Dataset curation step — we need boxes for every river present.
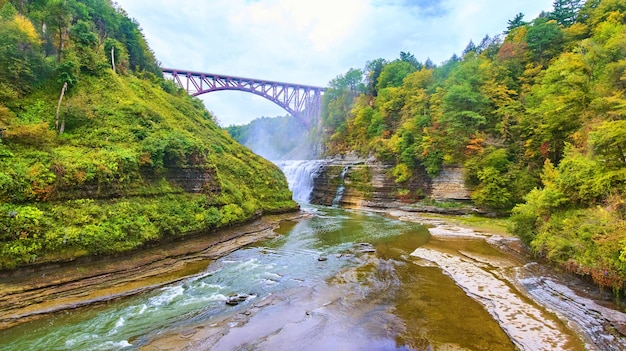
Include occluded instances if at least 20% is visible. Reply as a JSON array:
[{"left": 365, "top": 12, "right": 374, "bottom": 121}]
[{"left": 0, "top": 160, "right": 625, "bottom": 350}]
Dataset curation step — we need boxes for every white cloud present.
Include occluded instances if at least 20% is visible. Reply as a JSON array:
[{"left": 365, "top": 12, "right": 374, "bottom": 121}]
[{"left": 116, "top": 0, "right": 553, "bottom": 125}]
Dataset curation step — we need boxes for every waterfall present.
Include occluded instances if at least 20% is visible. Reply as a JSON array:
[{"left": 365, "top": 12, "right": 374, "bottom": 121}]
[
  {"left": 274, "top": 160, "right": 327, "bottom": 203},
  {"left": 331, "top": 166, "right": 349, "bottom": 207}
]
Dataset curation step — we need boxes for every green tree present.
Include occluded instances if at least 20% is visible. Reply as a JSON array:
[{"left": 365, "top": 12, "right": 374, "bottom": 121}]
[
  {"left": 376, "top": 60, "right": 415, "bottom": 90},
  {"left": 472, "top": 166, "right": 513, "bottom": 209},
  {"left": 424, "top": 58, "right": 435, "bottom": 69},
  {"left": 462, "top": 40, "right": 478, "bottom": 57},
  {"left": 45, "top": 0, "right": 71, "bottom": 62},
  {"left": 477, "top": 35, "right": 501, "bottom": 59},
  {"left": 343, "top": 68, "right": 365, "bottom": 94},
  {"left": 374, "top": 85, "right": 404, "bottom": 133},
  {"left": 0, "top": 9, "right": 44, "bottom": 95},
  {"left": 506, "top": 13, "right": 527, "bottom": 33},
  {"left": 438, "top": 57, "right": 490, "bottom": 156},
  {"left": 0, "top": 2, "right": 18, "bottom": 18},
  {"left": 590, "top": 120, "right": 626, "bottom": 166},
  {"left": 104, "top": 37, "right": 129, "bottom": 73},
  {"left": 525, "top": 51, "right": 589, "bottom": 162},
  {"left": 399, "top": 51, "right": 422, "bottom": 70},
  {"left": 578, "top": 0, "right": 626, "bottom": 29},
  {"left": 321, "top": 68, "right": 364, "bottom": 138},
  {"left": 69, "top": 19, "right": 103, "bottom": 74},
  {"left": 398, "top": 68, "right": 434, "bottom": 123},
  {"left": 70, "top": 19, "right": 98, "bottom": 47},
  {"left": 550, "top": 0, "right": 584, "bottom": 26},
  {"left": 117, "top": 15, "right": 161, "bottom": 75},
  {"left": 327, "top": 68, "right": 364, "bottom": 93},
  {"left": 526, "top": 17, "right": 564, "bottom": 63},
  {"left": 365, "top": 58, "right": 386, "bottom": 96}
]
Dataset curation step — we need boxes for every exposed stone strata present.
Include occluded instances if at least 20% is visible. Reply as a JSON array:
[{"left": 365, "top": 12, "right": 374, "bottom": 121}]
[
  {"left": 430, "top": 167, "right": 471, "bottom": 201},
  {"left": 309, "top": 160, "right": 353, "bottom": 206},
  {"left": 310, "top": 158, "right": 469, "bottom": 208},
  {"left": 162, "top": 166, "right": 221, "bottom": 195},
  {"left": 48, "top": 166, "right": 221, "bottom": 200}
]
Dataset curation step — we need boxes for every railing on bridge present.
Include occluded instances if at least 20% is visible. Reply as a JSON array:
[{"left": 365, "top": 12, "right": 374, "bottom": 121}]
[{"left": 162, "top": 68, "right": 325, "bottom": 126}]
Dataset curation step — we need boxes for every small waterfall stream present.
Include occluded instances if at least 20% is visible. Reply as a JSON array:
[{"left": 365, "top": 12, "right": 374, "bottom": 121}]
[
  {"left": 274, "top": 160, "right": 326, "bottom": 203},
  {"left": 331, "top": 166, "right": 349, "bottom": 207}
]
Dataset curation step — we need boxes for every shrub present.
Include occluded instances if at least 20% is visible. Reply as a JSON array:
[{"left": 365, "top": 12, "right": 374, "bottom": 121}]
[{"left": 391, "top": 162, "right": 412, "bottom": 183}]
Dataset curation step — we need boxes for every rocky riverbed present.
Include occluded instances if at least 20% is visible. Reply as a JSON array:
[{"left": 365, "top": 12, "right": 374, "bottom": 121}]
[{"left": 387, "top": 209, "right": 626, "bottom": 351}]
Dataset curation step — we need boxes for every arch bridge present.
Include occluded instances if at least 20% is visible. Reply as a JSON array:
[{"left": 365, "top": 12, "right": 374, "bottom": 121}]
[{"left": 162, "top": 68, "right": 325, "bottom": 126}]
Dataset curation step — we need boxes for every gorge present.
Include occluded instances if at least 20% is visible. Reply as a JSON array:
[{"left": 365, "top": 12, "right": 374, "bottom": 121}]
[
  {"left": 1, "top": 160, "right": 626, "bottom": 350},
  {"left": 2, "top": 0, "right": 626, "bottom": 350}
]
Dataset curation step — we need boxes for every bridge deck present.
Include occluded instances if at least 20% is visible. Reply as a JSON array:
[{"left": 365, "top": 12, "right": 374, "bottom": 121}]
[{"left": 161, "top": 68, "right": 326, "bottom": 91}]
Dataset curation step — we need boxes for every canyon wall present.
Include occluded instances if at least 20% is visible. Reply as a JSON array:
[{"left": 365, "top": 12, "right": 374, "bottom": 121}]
[{"left": 309, "top": 157, "right": 471, "bottom": 210}]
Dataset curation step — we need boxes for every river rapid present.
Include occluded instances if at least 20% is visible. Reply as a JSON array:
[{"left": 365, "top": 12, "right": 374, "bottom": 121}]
[{"left": 1, "top": 160, "right": 626, "bottom": 350}]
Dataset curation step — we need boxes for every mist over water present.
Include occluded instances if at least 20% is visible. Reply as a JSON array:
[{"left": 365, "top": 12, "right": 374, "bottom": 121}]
[
  {"left": 226, "top": 114, "right": 328, "bottom": 203},
  {"left": 225, "top": 115, "right": 323, "bottom": 161}
]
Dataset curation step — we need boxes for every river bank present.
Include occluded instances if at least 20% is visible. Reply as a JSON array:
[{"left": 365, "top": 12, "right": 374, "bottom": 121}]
[
  {"left": 383, "top": 208, "right": 626, "bottom": 351},
  {"left": 0, "top": 211, "right": 309, "bottom": 331}
]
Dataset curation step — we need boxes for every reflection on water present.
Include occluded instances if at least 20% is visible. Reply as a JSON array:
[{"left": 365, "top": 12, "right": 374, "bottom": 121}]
[{"left": 1, "top": 206, "right": 522, "bottom": 350}]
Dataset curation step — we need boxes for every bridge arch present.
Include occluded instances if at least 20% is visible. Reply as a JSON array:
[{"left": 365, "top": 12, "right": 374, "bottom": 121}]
[{"left": 161, "top": 69, "right": 325, "bottom": 126}]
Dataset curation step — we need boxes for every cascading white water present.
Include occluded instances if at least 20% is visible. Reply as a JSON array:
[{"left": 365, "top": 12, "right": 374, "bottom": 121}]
[
  {"left": 274, "top": 160, "right": 327, "bottom": 203},
  {"left": 331, "top": 166, "right": 349, "bottom": 207}
]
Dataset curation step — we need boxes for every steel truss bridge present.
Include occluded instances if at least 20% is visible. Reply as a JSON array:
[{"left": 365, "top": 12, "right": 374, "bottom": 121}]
[{"left": 162, "top": 68, "right": 325, "bottom": 126}]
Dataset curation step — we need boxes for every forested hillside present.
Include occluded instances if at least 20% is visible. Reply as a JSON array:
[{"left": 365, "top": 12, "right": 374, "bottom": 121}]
[
  {"left": 320, "top": 0, "right": 626, "bottom": 290},
  {"left": 0, "top": 0, "right": 296, "bottom": 269}
]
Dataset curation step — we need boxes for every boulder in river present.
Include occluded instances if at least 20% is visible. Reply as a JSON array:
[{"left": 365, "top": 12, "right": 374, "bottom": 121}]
[
  {"left": 226, "top": 293, "right": 251, "bottom": 306},
  {"left": 354, "top": 243, "right": 376, "bottom": 253}
]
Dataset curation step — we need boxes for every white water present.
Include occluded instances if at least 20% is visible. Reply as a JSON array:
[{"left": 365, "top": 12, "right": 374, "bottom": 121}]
[{"left": 274, "top": 160, "right": 327, "bottom": 203}]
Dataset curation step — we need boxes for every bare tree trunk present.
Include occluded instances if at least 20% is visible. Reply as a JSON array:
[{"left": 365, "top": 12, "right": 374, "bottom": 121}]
[
  {"left": 111, "top": 46, "right": 116, "bottom": 73},
  {"left": 60, "top": 99, "right": 68, "bottom": 134},
  {"left": 56, "top": 82, "right": 68, "bottom": 134}
]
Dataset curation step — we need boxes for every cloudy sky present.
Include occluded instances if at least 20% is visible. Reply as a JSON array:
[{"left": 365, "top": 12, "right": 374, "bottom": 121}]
[{"left": 114, "top": 0, "right": 554, "bottom": 126}]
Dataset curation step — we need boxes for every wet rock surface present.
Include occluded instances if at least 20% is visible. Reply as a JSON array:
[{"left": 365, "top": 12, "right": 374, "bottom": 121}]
[
  {"left": 393, "top": 209, "right": 626, "bottom": 351},
  {"left": 139, "top": 248, "right": 404, "bottom": 351},
  {"left": 225, "top": 293, "right": 253, "bottom": 306},
  {"left": 516, "top": 263, "right": 626, "bottom": 351},
  {"left": 354, "top": 242, "right": 376, "bottom": 253},
  {"left": 411, "top": 247, "right": 576, "bottom": 351}
]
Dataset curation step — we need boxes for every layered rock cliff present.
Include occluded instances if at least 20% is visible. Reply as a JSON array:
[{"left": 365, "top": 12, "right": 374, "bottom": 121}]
[{"left": 309, "top": 157, "right": 472, "bottom": 211}]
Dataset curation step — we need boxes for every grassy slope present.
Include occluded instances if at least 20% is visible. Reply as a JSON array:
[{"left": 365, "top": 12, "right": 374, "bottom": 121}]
[{"left": 0, "top": 71, "right": 297, "bottom": 269}]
